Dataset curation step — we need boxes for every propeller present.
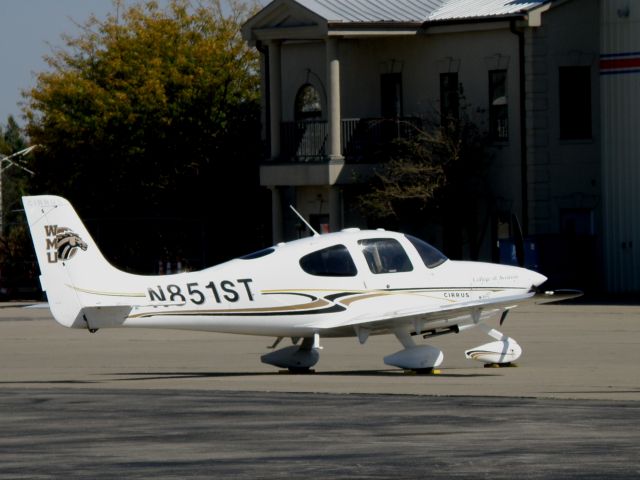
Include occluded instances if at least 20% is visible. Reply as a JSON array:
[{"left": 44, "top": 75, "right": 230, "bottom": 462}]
[{"left": 499, "top": 309, "right": 510, "bottom": 326}]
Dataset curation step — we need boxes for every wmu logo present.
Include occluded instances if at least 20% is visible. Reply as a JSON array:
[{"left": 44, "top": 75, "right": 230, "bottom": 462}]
[{"left": 45, "top": 225, "right": 88, "bottom": 263}]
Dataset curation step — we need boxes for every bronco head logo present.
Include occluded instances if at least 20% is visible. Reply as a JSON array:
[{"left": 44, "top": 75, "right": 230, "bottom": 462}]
[{"left": 45, "top": 225, "right": 88, "bottom": 263}]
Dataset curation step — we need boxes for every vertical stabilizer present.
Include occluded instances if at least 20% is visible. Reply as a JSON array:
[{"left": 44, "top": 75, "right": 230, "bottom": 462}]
[{"left": 22, "top": 196, "right": 141, "bottom": 328}]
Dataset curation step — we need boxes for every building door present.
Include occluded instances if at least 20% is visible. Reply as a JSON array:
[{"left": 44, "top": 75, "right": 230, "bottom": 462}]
[{"left": 380, "top": 73, "right": 403, "bottom": 118}]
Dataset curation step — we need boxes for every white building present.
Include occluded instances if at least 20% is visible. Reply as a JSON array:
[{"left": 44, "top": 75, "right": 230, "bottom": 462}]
[
  {"left": 600, "top": 0, "right": 640, "bottom": 293},
  {"left": 242, "top": 0, "right": 638, "bottom": 293}
]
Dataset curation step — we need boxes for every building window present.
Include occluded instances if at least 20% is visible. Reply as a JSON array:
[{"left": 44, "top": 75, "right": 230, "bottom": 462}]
[
  {"left": 380, "top": 73, "right": 403, "bottom": 118},
  {"left": 440, "top": 72, "right": 459, "bottom": 126},
  {"left": 559, "top": 66, "right": 591, "bottom": 139},
  {"left": 489, "top": 70, "right": 508, "bottom": 141},
  {"left": 294, "top": 83, "right": 322, "bottom": 121},
  {"left": 560, "top": 208, "right": 594, "bottom": 236}
]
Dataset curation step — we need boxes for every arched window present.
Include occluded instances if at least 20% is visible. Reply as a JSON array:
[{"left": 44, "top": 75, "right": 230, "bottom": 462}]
[{"left": 294, "top": 83, "right": 322, "bottom": 121}]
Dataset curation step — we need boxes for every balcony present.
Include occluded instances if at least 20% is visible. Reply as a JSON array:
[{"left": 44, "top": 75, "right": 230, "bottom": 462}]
[
  {"left": 278, "top": 117, "right": 422, "bottom": 163},
  {"left": 261, "top": 117, "right": 422, "bottom": 187}
]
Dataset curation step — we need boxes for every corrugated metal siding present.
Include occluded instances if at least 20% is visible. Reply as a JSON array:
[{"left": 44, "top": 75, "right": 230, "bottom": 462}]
[
  {"left": 600, "top": 0, "right": 640, "bottom": 292},
  {"left": 295, "top": 0, "right": 546, "bottom": 23}
]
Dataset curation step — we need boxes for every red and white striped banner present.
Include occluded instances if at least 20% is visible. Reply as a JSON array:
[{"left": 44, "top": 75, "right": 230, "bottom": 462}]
[{"left": 600, "top": 51, "right": 640, "bottom": 75}]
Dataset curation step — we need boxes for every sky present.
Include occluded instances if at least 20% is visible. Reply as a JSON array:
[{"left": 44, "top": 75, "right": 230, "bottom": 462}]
[
  {"left": 0, "top": 1, "right": 130, "bottom": 125},
  {"left": 0, "top": 0, "right": 266, "bottom": 128}
]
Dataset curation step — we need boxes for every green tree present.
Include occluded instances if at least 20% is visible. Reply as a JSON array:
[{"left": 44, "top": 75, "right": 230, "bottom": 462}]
[
  {"left": 0, "top": 116, "right": 31, "bottom": 232},
  {"left": 0, "top": 116, "right": 37, "bottom": 298},
  {"left": 358, "top": 104, "right": 491, "bottom": 260},
  {"left": 23, "top": 0, "right": 267, "bottom": 272}
]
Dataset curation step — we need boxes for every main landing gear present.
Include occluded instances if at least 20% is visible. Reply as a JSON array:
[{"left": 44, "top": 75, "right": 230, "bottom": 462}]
[
  {"left": 261, "top": 334, "right": 321, "bottom": 373},
  {"left": 384, "top": 321, "right": 523, "bottom": 372},
  {"left": 261, "top": 321, "right": 523, "bottom": 373},
  {"left": 384, "top": 328, "right": 444, "bottom": 373}
]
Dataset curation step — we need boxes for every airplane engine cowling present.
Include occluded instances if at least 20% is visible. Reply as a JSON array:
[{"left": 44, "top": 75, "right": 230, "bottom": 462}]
[
  {"left": 465, "top": 339, "right": 522, "bottom": 364},
  {"left": 384, "top": 345, "right": 444, "bottom": 370}
]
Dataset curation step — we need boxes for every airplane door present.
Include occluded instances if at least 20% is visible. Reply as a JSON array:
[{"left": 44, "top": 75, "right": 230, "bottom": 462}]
[{"left": 357, "top": 238, "right": 416, "bottom": 290}]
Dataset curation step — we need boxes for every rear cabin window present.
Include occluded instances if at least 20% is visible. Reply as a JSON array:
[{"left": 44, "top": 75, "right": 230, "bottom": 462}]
[
  {"left": 405, "top": 234, "right": 448, "bottom": 269},
  {"left": 359, "top": 238, "right": 413, "bottom": 274},
  {"left": 299, "top": 244, "right": 357, "bottom": 277}
]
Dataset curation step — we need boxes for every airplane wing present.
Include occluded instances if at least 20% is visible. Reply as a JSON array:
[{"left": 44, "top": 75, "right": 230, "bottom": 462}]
[{"left": 306, "top": 289, "right": 582, "bottom": 336}]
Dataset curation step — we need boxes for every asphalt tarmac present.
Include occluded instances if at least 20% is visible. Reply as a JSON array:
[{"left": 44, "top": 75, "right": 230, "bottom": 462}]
[{"left": 1, "top": 302, "right": 639, "bottom": 478}]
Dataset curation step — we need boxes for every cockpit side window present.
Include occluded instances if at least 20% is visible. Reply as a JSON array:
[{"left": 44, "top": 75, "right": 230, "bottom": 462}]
[
  {"left": 299, "top": 244, "right": 357, "bottom": 277},
  {"left": 358, "top": 238, "right": 413, "bottom": 274},
  {"left": 405, "top": 234, "right": 448, "bottom": 269}
]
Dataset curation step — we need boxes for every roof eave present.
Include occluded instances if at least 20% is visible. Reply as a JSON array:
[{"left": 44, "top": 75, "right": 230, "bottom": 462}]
[
  {"left": 326, "top": 15, "right": 527, "bottom": 37},
  {"left": 423, "top": 13, "right": 525, "bottom": 27},
  {"left": 327, "top": 21, "right": 423, "bottom": 37}
]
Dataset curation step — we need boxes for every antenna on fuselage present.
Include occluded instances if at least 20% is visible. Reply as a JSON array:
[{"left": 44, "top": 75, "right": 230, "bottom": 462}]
[{"left": 289, "top": 205, "right": 320, "bottom": 236}]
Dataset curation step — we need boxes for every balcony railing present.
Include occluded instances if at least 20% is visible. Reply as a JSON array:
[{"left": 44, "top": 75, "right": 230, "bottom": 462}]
[
  {"left": 281, "top": 120, "right": 328, "bottom": 162},
  {"left": 278, "top": 117, "right": 422, "bottom": 163}
]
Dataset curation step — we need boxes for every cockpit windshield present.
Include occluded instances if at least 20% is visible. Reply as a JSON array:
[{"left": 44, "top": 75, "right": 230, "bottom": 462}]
[{"left": 405, "top": 234, "right": 448, "bottom": 269}]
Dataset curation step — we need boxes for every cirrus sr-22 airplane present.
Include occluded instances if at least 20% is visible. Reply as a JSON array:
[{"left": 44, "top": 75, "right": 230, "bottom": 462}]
[{"left": 23, "top": 195, "right": 581, "bottom": 373}]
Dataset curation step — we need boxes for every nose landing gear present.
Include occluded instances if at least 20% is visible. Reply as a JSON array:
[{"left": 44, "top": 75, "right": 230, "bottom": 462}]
[{"left": 465, "top": 323, "right": 522, "bottom": 367}]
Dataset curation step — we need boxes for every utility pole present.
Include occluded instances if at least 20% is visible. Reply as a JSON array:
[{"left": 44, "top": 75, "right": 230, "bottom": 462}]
[{"left": 0, "top": 145, "right": 37, "bottom": 235}]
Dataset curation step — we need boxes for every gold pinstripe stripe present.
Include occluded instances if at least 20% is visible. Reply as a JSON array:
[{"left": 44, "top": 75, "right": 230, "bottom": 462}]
[{"left": 67, "top": 285, "right": 146, "bottom": 298}]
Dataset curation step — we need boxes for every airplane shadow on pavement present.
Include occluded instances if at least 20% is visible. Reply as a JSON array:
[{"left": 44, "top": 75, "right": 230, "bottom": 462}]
[{"left": 101, "top": 370, "right": 499, "bottom": 382}]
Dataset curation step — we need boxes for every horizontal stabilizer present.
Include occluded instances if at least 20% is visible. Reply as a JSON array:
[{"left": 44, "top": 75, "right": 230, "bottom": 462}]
[{"left": 82, "top": 306, "right": 133, "bottom": 329}]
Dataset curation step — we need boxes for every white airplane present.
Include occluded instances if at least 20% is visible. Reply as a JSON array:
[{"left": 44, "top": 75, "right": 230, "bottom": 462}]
[{"left": 23, "top": 195, "right": 580, "bottom": 373}]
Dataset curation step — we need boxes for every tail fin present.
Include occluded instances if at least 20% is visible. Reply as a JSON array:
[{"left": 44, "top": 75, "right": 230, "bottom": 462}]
[{"left": 23, "top": 195, "right": 146, "bottom": 329}]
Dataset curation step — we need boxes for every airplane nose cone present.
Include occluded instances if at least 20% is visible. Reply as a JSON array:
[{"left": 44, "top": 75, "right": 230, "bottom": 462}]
[{"left": 530, "top": 271, "right": 547, "bottom": 287}]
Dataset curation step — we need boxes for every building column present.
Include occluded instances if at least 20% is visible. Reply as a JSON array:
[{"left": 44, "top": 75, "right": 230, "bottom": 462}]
[
  {"left": 329, "top": 186, "right": 342, "bottom": 232},
  {"left": 326, "top": 37, "right": 343, "bottom": 161},
  {"left": 269, "top": 186, "right": 283, "bottom": 244},
  {"left": 268, "top": 40, "right": 282, "bottom": 160}
]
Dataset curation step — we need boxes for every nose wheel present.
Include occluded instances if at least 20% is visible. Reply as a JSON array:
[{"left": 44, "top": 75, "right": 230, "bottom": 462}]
[{"left": 465, "top": 323, "right": 522, "bottom": 366}]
